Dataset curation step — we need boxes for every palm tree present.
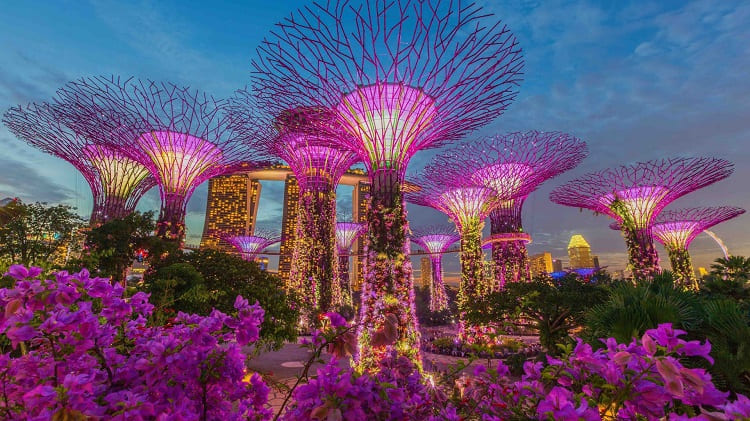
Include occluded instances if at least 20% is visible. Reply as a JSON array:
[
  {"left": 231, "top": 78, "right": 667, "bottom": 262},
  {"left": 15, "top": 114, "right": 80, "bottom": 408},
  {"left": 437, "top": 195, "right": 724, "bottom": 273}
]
[{"left": 710, "top": 256, "right": 750, "bottom": 280}]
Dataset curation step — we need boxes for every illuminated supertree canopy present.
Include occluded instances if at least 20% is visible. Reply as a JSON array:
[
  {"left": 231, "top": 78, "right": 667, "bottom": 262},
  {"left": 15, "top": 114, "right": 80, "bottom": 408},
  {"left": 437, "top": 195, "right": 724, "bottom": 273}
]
[
  {"left": 551, "top": 157, "right": 734, "bottom": 279},
  {"left": 612, "top": 206, "right": 745, "bottom": 288},
  {"left": 408, "top": 173, "right": 500, "bottom": 321},
  {"left": 449, "top": 131, "right": 587, "bottom": 287},
  {"left": 3, "top": 102, "right": 155, "bottom": 224},
  {"left": 251, "top": 0, "right": 523, "bottom": 369},
  {"left": 227, "top": 90, "right": 359, "bottom": 321},
  {"left": 410, "top": 226, "right": 459, "bottom": 312},
  {"left": 222, "top": 229, "right": 280, "bottom": 262},
  {"left": 55, "top": 76, "right": 268, "bottom": 241},
  {"left": 335, "top": 221, "right": 367, "bottom": 307}
]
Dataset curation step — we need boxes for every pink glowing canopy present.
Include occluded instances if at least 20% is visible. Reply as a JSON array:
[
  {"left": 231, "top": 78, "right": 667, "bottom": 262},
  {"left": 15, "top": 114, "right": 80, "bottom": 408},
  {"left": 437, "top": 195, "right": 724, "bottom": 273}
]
[
  {"left": 651, "top": 207, "right": 745, "bottom": 250},
  {"left": 550, "top": 158, "right": 734, "bottom": 229},
  {"left": 82, "top": 144, "right": 152, "bottom": 200},
  {"left": 335, "top": 222, "right": 367, "bottom": 251},
  {"left": 411, "top": 226, "right": 460, "bottom": 255},
  {"left": 224, "top": 233, "right": 280, "bottom": 261},
  {"left": 409, "top": 184, "right": 499, "bottom": 231},
  {"left": 252, "top": 0, "right": 524, "bottom": 174}
]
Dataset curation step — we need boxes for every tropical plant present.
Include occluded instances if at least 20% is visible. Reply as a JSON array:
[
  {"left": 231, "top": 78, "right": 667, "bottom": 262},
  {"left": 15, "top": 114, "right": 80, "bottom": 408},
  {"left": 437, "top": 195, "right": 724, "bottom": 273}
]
[
  {"left": 144, "top": 248, "right": 299, "bottom": 349},
  {"left": 710, "top": 256, "right": 750, "bottom": 280}
]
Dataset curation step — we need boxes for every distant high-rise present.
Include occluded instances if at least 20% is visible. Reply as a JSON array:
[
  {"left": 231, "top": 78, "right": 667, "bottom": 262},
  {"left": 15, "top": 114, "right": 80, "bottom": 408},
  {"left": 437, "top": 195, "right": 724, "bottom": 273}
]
[
  {"left": 698, "top": 267, "right": 708, "bottom": 278},
  {"left": 200, "top": 173, "right": 261, "bottom": 253},
  {"left": 593, "top": 255, "right": 600, "bottom": 269},
  {"left": 552, "top": 259, "right": 564, "bottom": 272},
  {"left": 278, "top": 175, "right": 300, "bottom": 283},
  {"left": 529, "top": 252, "right": 553, "bottom": 277},
  {"left": 352, "top": 180, "right": 370, "bottom": 291},
  {"left": 568, "top": 234, "right": 595, "bottom": 269},
  {"left": 420, "top": 257, "right": 431, "bottom": 288}
]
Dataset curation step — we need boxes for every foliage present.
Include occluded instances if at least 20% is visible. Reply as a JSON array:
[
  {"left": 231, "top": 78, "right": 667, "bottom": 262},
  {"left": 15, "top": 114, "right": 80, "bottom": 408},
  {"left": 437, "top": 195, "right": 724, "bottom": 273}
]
[
  {"left": 144, "top": 248, "right": 299, "bottom": 349},
  {"left": 466, "top": 275, "right": 609, "bottom": 353},
  {"left": 699, "top": 275, "right": 750, "bottom": 306},
  {"left": 414, "top": 285, "right": 457, "bottom": 326},
  {"left": 0, "top": 201, "right": 85, "bottom": 268},
  {"left": 0, "top": 265, "right": 270, "bottom": 420},
  {"left": 710, "top": 256, "right": 750, "bottom": 280},
  {"left": 67, "top": 211, "right": 157, "bottom": 284}
]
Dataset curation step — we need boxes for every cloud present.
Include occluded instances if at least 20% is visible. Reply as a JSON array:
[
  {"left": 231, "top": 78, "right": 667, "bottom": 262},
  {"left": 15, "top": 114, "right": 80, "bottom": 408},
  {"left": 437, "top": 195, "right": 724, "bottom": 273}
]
[{"left": 0, "top": 156, "right": 75, "bottom": 202}]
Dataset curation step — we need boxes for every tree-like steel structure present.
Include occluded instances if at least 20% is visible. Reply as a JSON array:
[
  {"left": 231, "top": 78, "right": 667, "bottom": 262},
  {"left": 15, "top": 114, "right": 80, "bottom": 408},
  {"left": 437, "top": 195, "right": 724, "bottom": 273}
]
[
  {"left": 222, "top": 229, "right": 280, "bottom": 262},
  {"left": 335, "top": 221, "right": 367, "bottom": 307},
  {"left": 227, "top": 90, "right": 359, "bottom": 320},
  {"left": 611, "top": 207, "right": 745, "bottom": 288},
  {"left": 408, "top": 174, "right": 500, "bottom": 322},
  {"left": 252, "top": 0, "right": 523, "bottom": 369},
  {"left": 551, "top": 158, "right": 734, "bottom": 279},
  {"left": 56, "top": 76, "right": 266, "bottom": 241},
  {"left": 448, "top": 131, "right": 587, "bottom": 288},
  {"left": 3, "top": 102, "right": 155, "bottom": 225},
  {"left": 410, "top": 226, "right": 459, "bottom": 312}
]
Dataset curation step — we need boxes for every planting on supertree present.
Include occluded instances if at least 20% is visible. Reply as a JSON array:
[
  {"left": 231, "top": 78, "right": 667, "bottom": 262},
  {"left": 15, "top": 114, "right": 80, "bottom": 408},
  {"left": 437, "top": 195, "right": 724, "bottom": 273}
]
[{"left": 410, "top": 225, "right": 460, "bottom": 312}]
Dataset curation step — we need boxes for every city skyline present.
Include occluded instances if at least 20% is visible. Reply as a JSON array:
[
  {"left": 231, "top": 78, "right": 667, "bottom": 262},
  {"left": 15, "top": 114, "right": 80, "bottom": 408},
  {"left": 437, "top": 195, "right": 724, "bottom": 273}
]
[{"left": 1, "top": 1, "right": 748, "bottom": 274}]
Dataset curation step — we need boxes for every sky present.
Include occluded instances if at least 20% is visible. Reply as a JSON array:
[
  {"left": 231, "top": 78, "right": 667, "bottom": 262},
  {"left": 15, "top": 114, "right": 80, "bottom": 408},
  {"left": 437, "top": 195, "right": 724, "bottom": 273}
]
[{"left": 0, "top": 0, "right": 748, "bottom": 278}]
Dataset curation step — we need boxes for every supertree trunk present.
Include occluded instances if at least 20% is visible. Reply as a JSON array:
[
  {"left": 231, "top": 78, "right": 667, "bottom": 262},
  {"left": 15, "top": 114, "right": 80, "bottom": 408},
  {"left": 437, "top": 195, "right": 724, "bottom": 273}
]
[
  {"left": 156, "top": 194, "right": 187, "bottom": 241},
  {"left": 622, "top": 226, "right": 660, "bottom": 280},
  {"left": 490, "top": 201, "right": 531, "bottom": 288},
  {"left": 357, "top": 169, "right": 420, "bottom": 371},
  {"left": 337, "top": 253, "right": 352, "bottom": 307},
  {"left": 290, "top": 188, "right": 339, "bottom": 321},
  {"left": 458, "top": 218, "right": 485, "bottom": 315},
  {"left": 492, "top": 240, "right": 531, "bottom": 288},
  {"left": 429, "top": 256, "right": 448, "bottom": 312},
  {"left": 667, "top": 247, "right": 697, "bottom": 290}
]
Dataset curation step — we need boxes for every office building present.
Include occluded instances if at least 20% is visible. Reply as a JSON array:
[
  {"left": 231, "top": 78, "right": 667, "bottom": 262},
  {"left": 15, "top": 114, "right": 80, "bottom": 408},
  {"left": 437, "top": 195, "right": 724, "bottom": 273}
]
[
  {"left": 420, "top": 257, "right": 431, "bottom": 288},
  {"left": 529, "top": 252, "right": 553, "bottom": 277},
  {"left": 277, "top": 175, "right": 300, "bottom": 283},
  {"left": 200, "top": 173, "right": 261, "bottom": 253},
  {"left": 552, "top": 258, "right": 564, "bottom": 273},
  {"left": 568, "top": 234, "right": 594, "bottom": 269}
]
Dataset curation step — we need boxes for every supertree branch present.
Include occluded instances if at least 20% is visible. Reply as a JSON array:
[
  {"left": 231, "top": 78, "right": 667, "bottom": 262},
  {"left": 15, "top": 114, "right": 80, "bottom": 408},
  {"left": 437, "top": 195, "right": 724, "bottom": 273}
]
[
  {"left": 550, "top": 157, "right": 734, "bottom": 279},
  {"left": 220, "top": 230, "right": 280, "bottom": 262},
  {"left": 252, "top": 0, "right": 523, "bottom": 371},
  {"left": 336, "top": 222, "right": 367, "bottom": 307},
  {"left": 616, "top": 207, "right": 745, "bottom": 288},
  {"left": 3, "top": 102, "right": 155, "bottom": 225},
  {"left": 55, "top": 76, "right": 269, "bottom": 240},
  {"left": 444, "top": 131, "right": 588, "bottom": 287},
  {"left": 411, "top": 225, "right": 459, "bottom": 312}
]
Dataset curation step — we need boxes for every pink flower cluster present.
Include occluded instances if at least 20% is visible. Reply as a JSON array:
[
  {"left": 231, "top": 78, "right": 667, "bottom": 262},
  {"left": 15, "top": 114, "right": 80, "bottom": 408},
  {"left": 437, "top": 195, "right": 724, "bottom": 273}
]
[{"left": 0, "top": 265, "right": 270, "bottom": 420}]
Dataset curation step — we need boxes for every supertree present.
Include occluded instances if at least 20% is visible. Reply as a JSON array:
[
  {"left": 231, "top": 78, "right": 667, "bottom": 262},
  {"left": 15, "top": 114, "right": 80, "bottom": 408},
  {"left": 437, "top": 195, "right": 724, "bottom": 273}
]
[
  {"left": 227, "top": 91, "right": 359, "bottom": 319},
  {"left": 408, "top": 174, "right": 500, "bottom": 320},
  {"left": 448, "top": 131, "right": 587, "bottom": 288},
  {"left": 252, "top": 0, "right": 523, "bottom": 369},
  {"left": 3, "top": 102, "right": 155, "bottom": 224},
  {"left": 335, "top": 221, "right": 367, "bottom": 307},
  {"left": 222, "top": 229, "right": 281, "bottom": 262},
  {"left": 550, "top": 158, "right": 734, "bottom": 279},
  {"left": 55, "top": 76, "right": 267, "bottom": 241},
  {"left": 410, "top": 226, "right": 460, "bottom": 312},
  {"left": 611, "top": 207, "right": 745, "bottom": 288}
]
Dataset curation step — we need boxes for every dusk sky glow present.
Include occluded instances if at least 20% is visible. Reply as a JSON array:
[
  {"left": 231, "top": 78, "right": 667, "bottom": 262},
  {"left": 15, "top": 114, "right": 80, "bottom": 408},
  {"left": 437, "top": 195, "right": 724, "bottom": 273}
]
[{"left": 1, "top": 0, "right": 747, "bottom": 278}]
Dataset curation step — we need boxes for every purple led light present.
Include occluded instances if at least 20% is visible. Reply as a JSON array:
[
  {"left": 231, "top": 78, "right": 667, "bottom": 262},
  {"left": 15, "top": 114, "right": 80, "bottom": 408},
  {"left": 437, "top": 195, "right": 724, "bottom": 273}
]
[{"left": 336, "top": 222, "right": 367, "bottom": 252}]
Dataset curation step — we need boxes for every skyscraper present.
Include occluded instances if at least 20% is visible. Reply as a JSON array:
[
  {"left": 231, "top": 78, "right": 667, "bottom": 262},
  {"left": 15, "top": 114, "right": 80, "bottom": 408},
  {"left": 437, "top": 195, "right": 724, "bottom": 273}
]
[
  {"left": 568, "top": 234, "right": 595, "bottom": 269},
  {"left": 552, "top": 259, "right": 564, "bottom": 272},
  {"left": 529, "top": 252, "right": 553, "bottom": 277},
  {"left": 200, "top": 173, "right": 261, "bottom": 253},
  {"left": 352, "top": 180, "right": 370, "bottom": 291},
  {"left": 278, "top": 174, "right": 300, "bottom": 283},
  {"left": 420, "top": 257, "right": 431, "bottom": 288}
]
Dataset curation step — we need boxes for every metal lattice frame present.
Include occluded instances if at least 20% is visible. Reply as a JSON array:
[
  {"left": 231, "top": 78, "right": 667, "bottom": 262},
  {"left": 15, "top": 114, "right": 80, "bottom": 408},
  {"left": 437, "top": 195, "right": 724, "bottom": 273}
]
[
  {"left": 3, "top": 102, "right": 155, "bottom": 224},
  {"left": 411, "top": 225, "right": 459, "bottom": 312},
  {"left": 335, "top": 221, "right": 367, "bottom": 306},
  {"left": 251, "top": 0, "right": 523, "bottom": 369},
  {"left": 551, "top": 157, "right": 734, "bottom": 279},
  {"left": 227, "top": 90, "right": 360, "bottom": 318},
  {"left": 447, "top": 131, "right": 588, "bottom": 286},
  {"left": 55, "top": 76, "right": 268, "bottom": 240},
  {"left": 222, "top": 229, "right": 281, "bottom": 262}
]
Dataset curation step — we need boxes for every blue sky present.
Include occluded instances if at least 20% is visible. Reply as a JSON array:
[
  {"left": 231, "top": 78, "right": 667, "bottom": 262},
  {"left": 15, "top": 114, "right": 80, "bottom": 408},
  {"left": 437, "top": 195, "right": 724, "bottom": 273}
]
[{"left": 1, "top": 0, "right": 748, "bottom": 277}]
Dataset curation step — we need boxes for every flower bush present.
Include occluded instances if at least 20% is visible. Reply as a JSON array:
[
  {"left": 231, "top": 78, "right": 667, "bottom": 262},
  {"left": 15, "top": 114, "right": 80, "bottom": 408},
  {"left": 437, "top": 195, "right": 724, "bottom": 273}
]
[{"left": 0, "top": 265, "right": 270, "bottom": 420}]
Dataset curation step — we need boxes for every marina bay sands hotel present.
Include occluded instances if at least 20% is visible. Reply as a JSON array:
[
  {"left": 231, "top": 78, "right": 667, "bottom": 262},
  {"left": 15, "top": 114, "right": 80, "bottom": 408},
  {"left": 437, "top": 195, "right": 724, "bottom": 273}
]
[{"left": 199, "top": 164, "right": 370, "bottom": 289}]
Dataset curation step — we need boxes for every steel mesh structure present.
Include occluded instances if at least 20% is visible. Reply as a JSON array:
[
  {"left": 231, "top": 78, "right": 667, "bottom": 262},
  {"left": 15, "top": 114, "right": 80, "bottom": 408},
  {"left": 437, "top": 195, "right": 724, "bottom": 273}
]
[
  {"left": 449, "top": 131, "right": 587, "bottom": 287},
  {"left": 551, "top": 157, "right": 734, "bottom": 279},
  {"left": 3, "top": 102, "right": 155, "bottom": 224},
  {"left": 222, "top": 229, "right": 281, "bottom": 262},
  {"left": 613, "top": 206, "right": 745, "bottom": 288},
  {"left": 227, "top": 90, "right": 359, "bottom": 320},
  {"left": 55, "top": 76, "right": 268, "bottom": 241},
  {"left": 410, "top": 226, "right": 459, "bottom": 312},
  {"left": 251, "top": 0, "right": 524, "bottom": 369},
  {"left": 408, "top": 172, "right": 500, "bottom": 319},
  {"left": 335, "top": 221, "right": 367, "bottom": 306}
]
